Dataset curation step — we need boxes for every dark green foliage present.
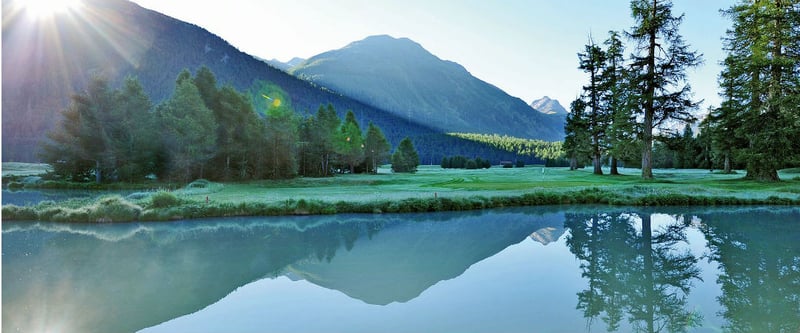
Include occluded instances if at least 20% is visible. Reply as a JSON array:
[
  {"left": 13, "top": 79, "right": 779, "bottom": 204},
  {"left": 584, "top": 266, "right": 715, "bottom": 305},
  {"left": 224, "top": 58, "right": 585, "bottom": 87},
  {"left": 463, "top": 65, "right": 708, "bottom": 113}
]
[
  {"left": 564, "top": 98, "right": 592, "bottom": 170},
  {"left": 704, "top": 0, "right": 800, "bottom": 181},
  {"left": 157, "top": 76, "right": 217, "bottom": 182},
  {"left": 150, "top": 191, "right": 181, "bottom": 208},
  {"left": 363, "top": 122, "right": 391, "bottom": 174},
  {"left": 391, "top": 137, "right": 420, "bottom": 173},
  {"left": 628, "top": 0, "right": 702, "bottom": 179},
  {"left": 336, "top": 110, "right": 365, "bottom": 174},
  {"left": 40, "top": 76, "right": 158, "bottom": 183},
  {"left": 441, "top": 155, "right": 491, "bottom": 169},
  {"left": 263, "top": 101, "right": 299, "bottom": 179}
]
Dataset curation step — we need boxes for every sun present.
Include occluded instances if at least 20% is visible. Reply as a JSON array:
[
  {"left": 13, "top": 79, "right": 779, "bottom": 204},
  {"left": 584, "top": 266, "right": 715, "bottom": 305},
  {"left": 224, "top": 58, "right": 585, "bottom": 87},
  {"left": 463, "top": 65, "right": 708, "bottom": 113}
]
[{"left": 24, "top": 0, "right": 81, "bottom": 19}]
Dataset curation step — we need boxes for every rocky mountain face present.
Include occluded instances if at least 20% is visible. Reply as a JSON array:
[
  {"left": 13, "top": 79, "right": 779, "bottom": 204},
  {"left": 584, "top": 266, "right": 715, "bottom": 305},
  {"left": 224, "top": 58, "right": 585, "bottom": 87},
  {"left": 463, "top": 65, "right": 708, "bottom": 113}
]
[
  {"left": 531, "top": 96, "right": 568, "bottom": 116},
  {"left": 290, "top": 35, "right": 565, "bottom": 141}
]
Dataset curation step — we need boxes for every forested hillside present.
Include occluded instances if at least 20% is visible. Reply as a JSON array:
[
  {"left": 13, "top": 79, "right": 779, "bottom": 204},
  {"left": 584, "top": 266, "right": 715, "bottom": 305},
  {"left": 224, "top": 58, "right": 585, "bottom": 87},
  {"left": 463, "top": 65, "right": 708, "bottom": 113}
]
[{"left": 2, "top": 0, "right": 545, "bottom": 164}]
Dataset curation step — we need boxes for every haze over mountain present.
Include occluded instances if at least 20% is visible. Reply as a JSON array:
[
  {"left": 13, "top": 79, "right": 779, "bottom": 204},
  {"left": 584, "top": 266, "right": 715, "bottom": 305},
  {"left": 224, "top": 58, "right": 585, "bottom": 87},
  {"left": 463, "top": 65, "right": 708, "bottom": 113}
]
[
  {"left": 267, "top": 57, "right": 306, "bottom": 71},
  {"left": 290, "top": 35, "right": 565, "bottom": 141},
  {"left": 530, "top": 96, "right": 568, "bottom": 116},
  {"left": 2, "top": 0, "right": 524, "bottom": 163}
]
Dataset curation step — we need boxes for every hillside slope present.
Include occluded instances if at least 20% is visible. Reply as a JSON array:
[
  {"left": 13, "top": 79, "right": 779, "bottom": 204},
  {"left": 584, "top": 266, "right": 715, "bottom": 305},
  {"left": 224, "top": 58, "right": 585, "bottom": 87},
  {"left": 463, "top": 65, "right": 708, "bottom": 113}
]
[{"left": 290, "top": 35, "right": 565, "bottom": 142}]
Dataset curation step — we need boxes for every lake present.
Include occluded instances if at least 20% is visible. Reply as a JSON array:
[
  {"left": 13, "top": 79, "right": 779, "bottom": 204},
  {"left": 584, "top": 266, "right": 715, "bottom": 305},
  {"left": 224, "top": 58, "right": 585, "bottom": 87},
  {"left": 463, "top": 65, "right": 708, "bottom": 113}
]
[{"left": 2, "top": 206, "right": 798, "bottom": 333}]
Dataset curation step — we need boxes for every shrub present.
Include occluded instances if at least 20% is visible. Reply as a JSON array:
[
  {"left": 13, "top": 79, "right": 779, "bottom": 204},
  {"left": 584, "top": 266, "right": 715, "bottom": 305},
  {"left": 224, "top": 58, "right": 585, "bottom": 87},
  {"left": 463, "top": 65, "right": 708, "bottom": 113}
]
[
  {"left": 89, "top": 196, "right": 142, "bottom": 222},
  {"left": 151, "top": 191, "right": 181, "bottom": 208},
  {"left": 1, "top": 205, "right": 38, "bottom": 220}
]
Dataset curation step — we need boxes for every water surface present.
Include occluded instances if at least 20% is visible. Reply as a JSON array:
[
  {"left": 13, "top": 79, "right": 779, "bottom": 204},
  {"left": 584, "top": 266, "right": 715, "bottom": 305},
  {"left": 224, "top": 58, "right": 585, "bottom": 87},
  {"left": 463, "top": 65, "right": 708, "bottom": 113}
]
[{"left": 2, "top": 206, "right": 798, "bottom": 332}]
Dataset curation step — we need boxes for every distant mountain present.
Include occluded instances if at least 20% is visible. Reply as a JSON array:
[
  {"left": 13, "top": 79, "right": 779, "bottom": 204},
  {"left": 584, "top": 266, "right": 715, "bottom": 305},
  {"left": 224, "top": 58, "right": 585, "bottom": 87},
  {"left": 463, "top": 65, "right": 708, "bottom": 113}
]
[
  {"left": 531, "top": 96, "right": 568, "bottom": 115},
  {"left": 1, "top": 0, "right": 521, "bottom": 163},
  {"left": 266, "top": 57, "right": 306, "bottom": 71},
  {"left": 290, "top": 35, "right": 565, "bottom": 141}
]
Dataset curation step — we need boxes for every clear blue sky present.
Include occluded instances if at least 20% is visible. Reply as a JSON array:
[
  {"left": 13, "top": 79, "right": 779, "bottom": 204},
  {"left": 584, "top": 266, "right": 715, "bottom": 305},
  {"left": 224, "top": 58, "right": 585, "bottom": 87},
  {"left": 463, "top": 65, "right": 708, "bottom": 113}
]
[{"left": 131, "top": 0, "right": 730, "bottom": 112}]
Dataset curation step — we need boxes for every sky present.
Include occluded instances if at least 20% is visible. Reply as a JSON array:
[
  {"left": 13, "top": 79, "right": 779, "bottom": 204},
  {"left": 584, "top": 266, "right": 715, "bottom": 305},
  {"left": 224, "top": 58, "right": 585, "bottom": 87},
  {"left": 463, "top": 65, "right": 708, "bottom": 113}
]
[{"left": 130, "top": 0, "right": 730, "bottom": 113}]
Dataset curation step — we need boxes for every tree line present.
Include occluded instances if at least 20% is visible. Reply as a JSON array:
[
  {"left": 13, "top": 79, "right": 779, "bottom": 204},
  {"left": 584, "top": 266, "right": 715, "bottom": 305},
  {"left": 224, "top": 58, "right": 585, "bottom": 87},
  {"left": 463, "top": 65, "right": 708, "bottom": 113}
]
[
  {"left": 40, "top": 66, "right": 420, "bottom": 183},
  {"left": 564, "top": 0, "right": 799, "bottom": 181}
]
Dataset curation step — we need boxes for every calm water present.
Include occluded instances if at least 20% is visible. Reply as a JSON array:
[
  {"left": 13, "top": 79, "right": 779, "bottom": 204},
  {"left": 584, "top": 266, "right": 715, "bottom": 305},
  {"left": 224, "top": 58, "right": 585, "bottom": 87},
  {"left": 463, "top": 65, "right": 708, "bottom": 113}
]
[{"left": 2, "top": 206, "right": 799, "bottom": 333}]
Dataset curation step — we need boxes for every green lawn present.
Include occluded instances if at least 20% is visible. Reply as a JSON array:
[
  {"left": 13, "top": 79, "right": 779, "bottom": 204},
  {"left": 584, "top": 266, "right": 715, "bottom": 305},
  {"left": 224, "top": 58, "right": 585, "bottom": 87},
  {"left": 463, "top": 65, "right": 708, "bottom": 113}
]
[
  {"left": 4, "top": 163, "right": 798, "bottom": 222},
  {"left": 178, "top": 165, "right": 800, "bottom": 205}
]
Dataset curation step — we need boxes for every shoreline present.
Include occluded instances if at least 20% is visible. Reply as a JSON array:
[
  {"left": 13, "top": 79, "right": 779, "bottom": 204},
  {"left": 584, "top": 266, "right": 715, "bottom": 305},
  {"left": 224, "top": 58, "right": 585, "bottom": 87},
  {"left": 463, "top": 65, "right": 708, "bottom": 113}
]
[{"left": 3, "top": 187, "right": 799, "bottom": 223}]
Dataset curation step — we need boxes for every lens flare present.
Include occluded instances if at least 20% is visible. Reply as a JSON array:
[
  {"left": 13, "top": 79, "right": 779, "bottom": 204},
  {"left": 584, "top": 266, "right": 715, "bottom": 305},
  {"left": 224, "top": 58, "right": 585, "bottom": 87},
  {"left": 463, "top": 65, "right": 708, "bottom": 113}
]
[{"left": 24, "top": 0, "right": 81, "bottom": 18}]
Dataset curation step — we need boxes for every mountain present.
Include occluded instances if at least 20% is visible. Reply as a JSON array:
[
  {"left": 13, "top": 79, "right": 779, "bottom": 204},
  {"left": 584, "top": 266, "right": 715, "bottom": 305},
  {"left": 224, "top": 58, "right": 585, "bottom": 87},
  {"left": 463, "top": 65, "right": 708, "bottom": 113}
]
[
  {"left": 531, "top": 96, "right": 568, "bottom": 115},
  {"left": 1, "top": 0, "right": 522, "bottom": 163},
  {"left": 267, "top": 57, "right": 306, "bottom": 71},
  {"left": 290, "top": 35, "right": 565, "bottom": 141}
]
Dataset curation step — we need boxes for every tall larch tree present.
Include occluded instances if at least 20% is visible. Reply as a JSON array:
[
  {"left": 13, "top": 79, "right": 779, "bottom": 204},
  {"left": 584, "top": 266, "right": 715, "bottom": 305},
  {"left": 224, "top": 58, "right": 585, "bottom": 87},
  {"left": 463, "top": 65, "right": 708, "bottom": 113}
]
[
  {"left": 578, "top": 38, "right": 609, "bottom": 175},
  {"left": 628, "top": 0, "right": 702, "bottom": 179},
  {"left": 718, "top": 0, "right": 800, "bottom": 181},
  {"left": 157, "top": 78, "right": 217, "bottom": 182}
]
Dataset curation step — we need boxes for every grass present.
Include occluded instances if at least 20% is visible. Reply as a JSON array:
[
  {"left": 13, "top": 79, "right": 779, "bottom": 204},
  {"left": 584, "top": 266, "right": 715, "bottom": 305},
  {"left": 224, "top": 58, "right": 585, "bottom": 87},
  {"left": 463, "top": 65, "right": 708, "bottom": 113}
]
[{"left": 3, "top": 164, "right": 799, "bottom": 223}]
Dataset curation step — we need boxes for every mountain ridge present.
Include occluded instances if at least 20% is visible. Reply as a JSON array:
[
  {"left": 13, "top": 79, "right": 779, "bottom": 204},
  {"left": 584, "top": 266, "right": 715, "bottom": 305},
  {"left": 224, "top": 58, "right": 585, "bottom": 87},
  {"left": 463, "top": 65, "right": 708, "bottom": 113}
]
[
  {"left": 290, "top": 35, "right": 565, "bottom": 141},
  {"left": 2, "top": 0, "right": 531, "bottom": 163}
]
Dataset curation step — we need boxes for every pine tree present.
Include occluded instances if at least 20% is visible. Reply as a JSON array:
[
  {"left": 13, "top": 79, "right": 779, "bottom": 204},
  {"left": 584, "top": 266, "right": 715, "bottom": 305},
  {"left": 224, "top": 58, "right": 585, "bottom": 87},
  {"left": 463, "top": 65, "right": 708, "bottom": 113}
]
[
  {"left": 40, "top": 76, "right": 114, "bottom": 183},
  {"left": 716, "top": 0, "right": 800, "bottom": 181},
  {"left": 563, "top": 98, "right": 592, "bottom": 170},
  {"left": 628, "top": 0, "right": 702, "bottom": 179},
  {"left": 263, "top": 101, "right": 299, "bottom": 179},
  {"left": 109, "top": 76, "right": 157, "bottom": 182},
  {"left": 157, "top": 79, "right": 217, "bottom": 182},
  {"left": 391, "top": 137, "right": 420, "bottom": 173},
  {"left": 602, "top": 31, "right": 637, "bottom": 175},
  {"left": 363, "top": 122, "right": 391, "bottom": 174},
  {"left": 577, "top": 38, "right": 609, "bottom": 175},
  {"left": 337, "top": 110, "right": 365, "bottom": 173}
]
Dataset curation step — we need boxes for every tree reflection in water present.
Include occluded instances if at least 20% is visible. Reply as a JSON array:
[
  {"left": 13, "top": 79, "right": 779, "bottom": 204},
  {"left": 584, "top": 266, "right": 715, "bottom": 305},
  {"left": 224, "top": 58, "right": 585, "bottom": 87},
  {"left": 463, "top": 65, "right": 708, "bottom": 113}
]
[
  {"left": 565, "top": 211, "right": 702, "bottom": 333},
  {"left": 699, "top": 209, "right": 800, "bottom": 333}
]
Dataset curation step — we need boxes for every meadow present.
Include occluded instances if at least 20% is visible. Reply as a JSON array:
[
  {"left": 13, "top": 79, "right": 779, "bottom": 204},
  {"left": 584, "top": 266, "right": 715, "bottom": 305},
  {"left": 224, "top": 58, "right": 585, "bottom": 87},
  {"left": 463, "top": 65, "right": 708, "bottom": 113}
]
[{"left": 3, "top": 163, "right": 799, "bottom": 222}]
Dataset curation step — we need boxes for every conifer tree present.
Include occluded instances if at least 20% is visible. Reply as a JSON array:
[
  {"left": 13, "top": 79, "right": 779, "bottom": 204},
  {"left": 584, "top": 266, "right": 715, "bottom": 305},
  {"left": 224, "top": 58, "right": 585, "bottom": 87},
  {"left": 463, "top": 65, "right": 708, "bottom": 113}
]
[
  {"left": 337, "top": 110, "right": 365, "bottom": 173},
  {"left": 714, "top": 0, "right": 800, "bottom": 181},
  {"left": 157, "top": 78, "right": 217, "bottom": 182},
  {"left": 391, "top": 137, "right": 420, "bottom": 173},
  {"left": 363, "top": 122, "right": 391, "bottom": 174},
  {"left": 628, "top": 0, "right": 702, "bottom": 179}
]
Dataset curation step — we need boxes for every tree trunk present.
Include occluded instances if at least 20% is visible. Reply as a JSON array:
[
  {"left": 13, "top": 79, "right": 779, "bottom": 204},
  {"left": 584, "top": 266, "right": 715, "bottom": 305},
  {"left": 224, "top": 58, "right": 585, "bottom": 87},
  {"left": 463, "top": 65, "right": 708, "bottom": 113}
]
[
  {"left": 593, "top": 154, "right": 603, "bottom": 175},
  {"left": 723, "top": 154, "right": 731, "bottom": 174},
  {"left": 570, "top": 156, "right": 578, "bottom": 171},
  {"left": 610, "top": 156, "right": 619, "bottom": 175},
  {"left": 641, "top": 0, "right": 657, "bottom": 180},
  {"left": 745, "top": 166, "right": 780, "bottom": 182},
  {"left": 95, "top": 160, "right": 102, "bottom": 183}
]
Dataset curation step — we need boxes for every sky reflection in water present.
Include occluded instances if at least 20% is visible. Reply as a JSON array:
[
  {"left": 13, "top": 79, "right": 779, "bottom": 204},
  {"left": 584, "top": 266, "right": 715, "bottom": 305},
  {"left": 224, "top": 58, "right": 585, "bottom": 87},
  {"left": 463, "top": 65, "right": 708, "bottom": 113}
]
[{"left": 2, "top": 206, "right": 798, "bottom": 333}]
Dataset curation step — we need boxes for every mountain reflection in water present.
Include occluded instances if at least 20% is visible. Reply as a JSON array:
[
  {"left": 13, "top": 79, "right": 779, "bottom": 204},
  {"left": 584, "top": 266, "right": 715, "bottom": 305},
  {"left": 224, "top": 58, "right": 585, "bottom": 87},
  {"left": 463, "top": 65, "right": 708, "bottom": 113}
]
[{"left": 2, "top": 206, "right": 798, "bottom": 333}]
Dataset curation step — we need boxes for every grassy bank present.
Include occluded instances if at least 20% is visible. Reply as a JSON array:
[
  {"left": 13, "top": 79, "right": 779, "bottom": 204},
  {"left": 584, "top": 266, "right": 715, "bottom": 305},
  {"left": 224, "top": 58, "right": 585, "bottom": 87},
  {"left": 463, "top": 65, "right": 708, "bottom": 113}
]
[{"left": 3, "top": 165, "right": 799, "bottom": 222}]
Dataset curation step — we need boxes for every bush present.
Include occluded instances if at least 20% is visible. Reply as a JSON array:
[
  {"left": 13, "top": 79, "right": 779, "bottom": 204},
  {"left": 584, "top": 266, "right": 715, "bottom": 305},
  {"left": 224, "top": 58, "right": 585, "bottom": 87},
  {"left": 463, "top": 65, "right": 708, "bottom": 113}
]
[
  {"left": 88, "top": 196, "right": 142, "bottom": 222},
  {"left": 151, "top": 191, "right": 181, "bottom": 208},
  {"left": 1, "top": 205, "right": 38, "bottom": 220}
]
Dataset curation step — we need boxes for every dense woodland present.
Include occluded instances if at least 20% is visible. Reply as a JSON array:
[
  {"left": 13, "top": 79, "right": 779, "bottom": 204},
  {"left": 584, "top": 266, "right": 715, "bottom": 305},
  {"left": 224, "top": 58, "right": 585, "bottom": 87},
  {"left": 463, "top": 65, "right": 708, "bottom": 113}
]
[
  {"left": 564, "top": 0, "right": 799, "bottom": 181},
  {"left": 40, "top": 67, "right": 419, "bottom": 182}
]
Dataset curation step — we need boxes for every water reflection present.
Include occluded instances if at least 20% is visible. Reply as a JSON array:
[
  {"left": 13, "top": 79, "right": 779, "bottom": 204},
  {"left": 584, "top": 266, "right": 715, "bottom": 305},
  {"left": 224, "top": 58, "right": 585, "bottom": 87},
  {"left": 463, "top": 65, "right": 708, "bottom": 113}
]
[
  {"left": 698, "top": 208, "right": 800, "bottom": 333},
  {"left": 565, "top": 210, "right": 702, "bottom": 332},
  {"left": 2, "top": 208, "right": 564, "bottom": 333},
  {"left": 3, "top": 207, "right": 799, "bottom": 333}
]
